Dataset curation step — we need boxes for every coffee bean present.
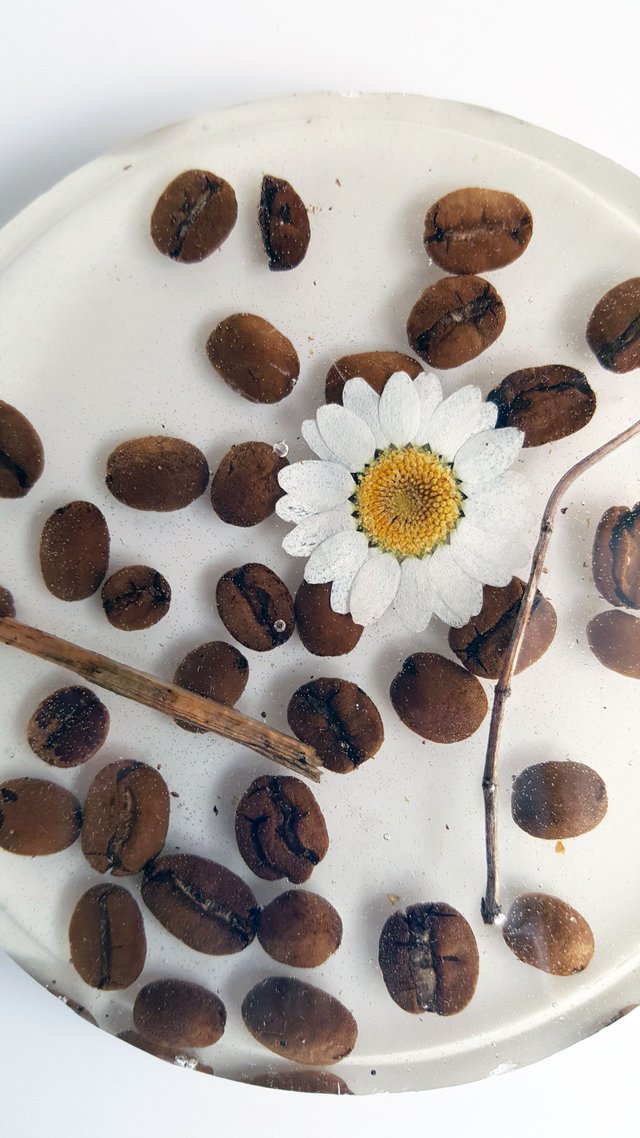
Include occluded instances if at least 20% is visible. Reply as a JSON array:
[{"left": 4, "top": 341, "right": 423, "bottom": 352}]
[
  {"left": 241, "top": 977, "right": 358, "bottom": 1065},
  {"left": 0, "top": 777, "right": 82, "bottom": 855},
  {"left": 118, "top": 1030, "right": 214, "bottom": 1073},
  {"left": 211, "top": 440, "right": 288, "bottom": 526},
  {"left": 246, "top": 1069, "right": 352, "bottom": 1094},
  {"left": 512, "top": 761, "right": 608, "bottom": 840},
  {"left": 379, "top": 902, "right": 479, "bottom": 1015},
  {"left": 69, "top": 884, "right": 146, "bottom": 989},
  {"left": 101, "top": 565, "right": 171, "bottom": 631},
  {"left": 150, "top": 169, "right": 237, "bottom": 263},
  {"left": 235, "top": 774, "right": 329, "bottom": 884},
  {"left": 0, "top": 400, "right": 44, "bottom": 498},
  {"left": 173, "top": 641, "right": 249, "bottom": 732},
  {"left": 586, "top": 277, "right": 640, "bottom": 373},
  {"left": 448, "top": 578, "right": 557, "bottom": 680},
  {"left": 258, "top": 890, "right": 343, "bottom": 968},
  {"left": 54, "top": 993, "right": 99, "bottom": 1025},
  {"left": 424, "top": 188, "right": 533, "bottom": 275},
  {"left": 390, "top": 653, "right": 488, "bottom": 743},
  {"left": 142, "top": 853, "right": 259, "bottom": 954},
  {"left": 592, "top": 504, "right": 640, "bottom": 608},
  {"left": 207, "top": 314, "right": 299, "bottom": 404},
  {"left": 216, "top": 563, "right": 294, "bottom": 651},
  {"left": 325, "top": 350, "right": 422, "bottom": 403},
  {"left": 0, "top": 585, "right": 16, "bottom": 617},
  {"left": 502, "top": 893, "right": 594, "bottom": 976},
  {"left": 107, "top": 436, "right": 209, "bottom": 511},
  {"left": 28, "top": 685, "right": 110, "bottom": 767},
  {"left": 82, "top": 760, "right": 170, "bottom": 875},
  {"left": 587, "top": 609, "right": 640, "bottom": 678},
  {"left": 259, "top": 175, "right": 310, "bottom": 271},
  {"left": 40, "top": 501, "right": 110, "bottom": 601},
  {"left": 294, "top": 581, "right": 363, "bottom": 657},
  {"left": 134, "top": 979, "right": 226, "bottom": 1048},
  {"left": 287, "top": 678, "right": 383, "bottom": 774},
  {"left": 488, "top": 366, "right": 596, "bottom": 447},
  {"left": 407, "top": 276, "right": 505, "bottom": 369}
]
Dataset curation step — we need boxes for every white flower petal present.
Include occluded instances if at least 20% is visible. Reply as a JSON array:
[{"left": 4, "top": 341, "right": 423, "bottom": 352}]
[
  {"left": 304, "top": 530, "right": 369, "bottom": 585},
  {"left": 449, "top": 521, "right": 531, "bottom": 586},
  {"left": 424, "top": 545, "right": 483, "bottom": 627},
  {"left": 282, "top": 507, "right": 355, "bottom": 557},
  {"left": 462, "top": 472, "right": 532, "bottom": 534},
  {"left": 316, "top": 404, "right": 376, "bottom": 471},
  {"left": 301, "top": 420, "right": 337, "bottom": 462},
  {"left": 378, "top": 371, "right": 421, "bottom": 446},
  {"left": 392, "top": 557, "right": 433, "bottom": 632},
  {"left": 278, "top": 461, "right": 355, "bottom": 511},
  {"left": 349, "top": 552, "right": 401, "bottom": 625},
  {"left": 412, "top": 371, "right": 443, "bottom": 444},
  {"left": 275, "top": 496, "right": 317, "bottom": 522},
  {"left": 330, "top": 546, "right": 370, "bottom": 614},
  {"left": 455, "top": 428, "right": 524, "bottom": 491},
  {"left": 425, "top": 385, "right": 482, "bottom": 460},
  {"left": 342, "top": 378, "right": 388, "bottom": 450}
]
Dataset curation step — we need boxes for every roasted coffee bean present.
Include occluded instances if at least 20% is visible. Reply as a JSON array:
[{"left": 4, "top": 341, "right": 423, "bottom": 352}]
[
  {"left": 258, "top": 890, "right": 343, "bottom": 968},
  {"left": 134, "top": 979, "right": 226, "bottom": 1048},
  {"left": 512, "top": 761, "right": 608, "bottom": 840},
  {"left": 592, "top": 504, "right": 640, "bottom": 608},
  {"left": 82, "top": 760, "right": 170, "bottom": 875},
  {"left": 294, "top": 581, "right": 363, "bottom": 657},
  {"left": 54, "top": 993, "right": 99, "bottom": 1025},
  {"left": 211, "top": 440, "right": 288, "bottom": 526},
  {"left": 141, "top": 853, "right": 259, "bottom": 954},
  {"left": 0, "top": 400, "right": 44, "bottom": 498},
  {"left": 587, "top": 609, "right": 640, "bottom": 678},
  {"left": 235, "top": 774, "right": 329, "bottom": 884},
  {"left": 407, "top": 276, "right": 505, "bottom": 369},
  {"left": 503, "top": 893, "right": 594, "bottom": 976},
  {"left": 118, "top": 1030, "right": 214, "bottom": 1073},
  {"left": 173, "top": 641, "right": 249, "bottom": 732},
  {"left": 216, "top": 563, "right": 294, "bottom": 651},
  {"left": 207, "top": 314, "right": 300, "bottom": 404},
  {"left": 0, "top": 586, "right": 16, "bottom": 617},
  {"left": 69, "top": 884, "right": 146, "bottom": 989},
  {"left": 28, "top": 685, "right": 110, "bottom": 767},
  {"left": 150, "top": 169, "right": 237, "bottom": 263},
  {"left": 586, "top": 277, "right": 640, "bottom": 373},
  {"left": 40, "top": 501, "right": 110, "bottom": 601},
  {"left": 449, "top": 578, "right": 557, "bottom": 680},
  {"left": 101, "top": 565, "right": 171, "bottom": 631},
  {"left": 424, "top": 188, "right": 533, "bottom": 275},
  {"left": 241, "top": 977, "right": 358, "bottom": 1065},
  {"left": 488, "top": 365, "right": 596, "bottom": 447},
  {"left": 390, "top": 652, "right": 487, "bottom": 743},
  {"left": 106, "top": 436, "right": 209, "bottom": 511},
  {"left": 246, "top": 1069, "right": 352, "bottom": 1094},
  {"left": 325, "top": 350, "right": 422, "bottom": 403},
  {"left": 0, "top": 777, "right": 82, "bottom": 855},
  {"left": 287, "top": 678, "right": 383, "bottom": 774},
  {"left": 379, "top": 902, "right": 479, "bottom": 1015},
  {"left": 259, "top": 175, "right": 310, "bottom": 271}
]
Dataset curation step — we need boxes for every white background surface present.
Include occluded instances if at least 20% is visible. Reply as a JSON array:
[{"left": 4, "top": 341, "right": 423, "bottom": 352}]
[{"left": 1, "top": 2, "right": 639, "bottom": 1135}]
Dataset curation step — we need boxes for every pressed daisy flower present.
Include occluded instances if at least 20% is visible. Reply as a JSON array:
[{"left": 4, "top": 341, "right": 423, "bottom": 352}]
[{"left": 277, "top": 371, "right": 532, "bottom": 630}]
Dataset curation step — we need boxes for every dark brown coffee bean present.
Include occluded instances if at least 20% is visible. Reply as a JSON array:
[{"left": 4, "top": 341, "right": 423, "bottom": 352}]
[
  {"left": 586, "top": 277, "right": 640, "bottom": 373},
  {"left": 0, "top": 586, "right": 16, "bottom": 617},
  {"left": 503, "top": 893, "right": 594, "bottom": 975},
  {"left": 173, "top": 641, "right": 249, "bottom": 732},
  {"left": 259, "top": 175, "right": 310, "bottom": 271},
  {"left": 391, "top": 652, "right": 487, "bottom": 743},
  {"left": 107, "top": 436, "right": 209, "bottom": 512},
  {"left": 69, "top": 884, "right": 146, "bottom": 989},
  {"left": 207, "top": 314, "right": 299, "bottom": 404},
  {"left": 488, "top": 366, "right": 596, "bottom": 447},
  {"left": 101, "top": 565, "right": 171, "bottom": 631},
  {"left": 325, "top": 350, "right": 422, "bottom": 404},
  {"left": 512, "top": 760, "right": 608, "bottom": 840},
  {"left": 118, "top": 1030, "right": 214, "bottom": 1073},
  {"left": 54, "top": 993, "right": 99, "bottom": 1025},
  {"left": 593, "top": 504, "right": 640, "bottom": 608},
  {"left": 0, "top": 400, "right": 44, "bottom": 498},
  {"left": 40, "top": 501, "right": 110, "bottom": 601},
  {"left": 150, "top": 169, "right": 237, "bottom": 263},
  {"left": 82, "top": 760, "right": 170, "bottom": 875},
  {"left": 258, "top": 890, "right": 342, "bottom": 968},
  {"left": 235, "top": 774, "right": 329, "bottom": 884},
  {"left": 287, "top": 678, "right": 383, "bottom": 774},
  {"left": 0, "top": 777, "right": 82, "bottom": 855},
  {"left": 407, "top": 276, "right": 505, "bottom": 369},
  {"left": 142, "top": 853, "right": 259, "bottom": 954},
  {"left": 424, "top": 188, "right": 533, "bottom": 275},
  {"left": 587, "top": 609, "right": 640, "bottom": 678},
  {"left": 448, "top": 578, "right": 557, "bottom": 680},
  {"left": 216, "top": 563, "right": 294, "bottom": 651},
  {"left": 28, "top": 685, "right": 110, "bottom": 767},
  {"left": 211, "top": 440, "right": 288, "bottom": 526},
  {"left": 241, "top": 977, "right": 357, "bottom": 1065},
  {"left": 294, "top": 581, "right": 363, "bottom": 657},
  {"left": 134, "top": 978, "right": 226, "bottom": 1048},
  {"left": 379, "top": 902, "right": 479, "bottom": 1015},
  {"left": 246, "top": 1069, "right": 352, "bottom": 1094}
]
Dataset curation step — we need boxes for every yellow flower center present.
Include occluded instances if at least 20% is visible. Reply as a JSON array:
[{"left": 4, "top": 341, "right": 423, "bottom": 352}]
[{"left": 354, "top": 446, "right": 462, "bottom": 558}]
